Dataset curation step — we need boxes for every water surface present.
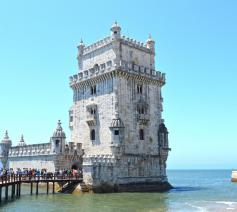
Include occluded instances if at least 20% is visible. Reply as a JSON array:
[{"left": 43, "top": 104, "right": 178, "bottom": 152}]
[{"left": 1, "top": 170, "right": 236, "bottom": 211}]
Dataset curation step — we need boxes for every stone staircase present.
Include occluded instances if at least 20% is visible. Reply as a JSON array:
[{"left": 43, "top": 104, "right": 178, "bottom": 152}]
[{"left": 59, "top": 182, "right": 79, "bottom": 194}]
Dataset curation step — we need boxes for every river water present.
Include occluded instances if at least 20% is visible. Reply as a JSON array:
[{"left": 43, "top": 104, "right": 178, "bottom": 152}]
[{"left": 1, "top": 170, "right": 236, "bottom": 212}]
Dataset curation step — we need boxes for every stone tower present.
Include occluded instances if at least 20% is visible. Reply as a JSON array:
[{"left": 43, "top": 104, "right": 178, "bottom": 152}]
[
  {"left": 0, "top": 131, "right": 12, "bottom": 169},
  {"left": 69, "top": 22, "right": 171, "bottom": 192}
]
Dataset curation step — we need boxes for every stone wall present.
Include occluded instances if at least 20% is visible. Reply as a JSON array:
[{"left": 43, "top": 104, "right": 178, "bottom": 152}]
[
  {"left": 70, "top": 77, "right": 115, "bottom": 155},
  {"left": 8, "top": 154, "right": 82, "bottom": 172},
  {"left": 8, "top": 155, "right": 55, "bottom": 172}
]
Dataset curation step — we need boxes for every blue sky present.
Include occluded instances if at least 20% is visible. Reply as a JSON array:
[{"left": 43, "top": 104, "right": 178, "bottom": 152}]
[{"left": 0, "top": 0, "right": 236, "bottom": 169}]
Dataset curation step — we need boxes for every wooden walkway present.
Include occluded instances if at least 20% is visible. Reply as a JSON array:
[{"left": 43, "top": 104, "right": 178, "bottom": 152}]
[{"left": 0, "top": 175, "right": 83, "bottom": 203}]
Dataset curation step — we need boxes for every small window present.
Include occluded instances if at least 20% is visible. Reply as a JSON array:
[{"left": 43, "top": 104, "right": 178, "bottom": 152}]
[
  {"left": 114, "top": 130, "right": 119, "bottom": 135},
  {"left": 139, "top": 129, "right": 144, "bottom": 140},
  {"left": 91, "top": 85, "right": 96, "bottom": 95},
  {"left": 100, "top": 63, "right": 105, "bottom": 70},
  {"left": 70, "top": 116, "right": 73, "bottom": 122},
  {"left": 137, "top": 84, "right": 143, "bottom": 94},
  {"left": 55, "top": 140, "right": 60, "bottom": 146},
  {"left": 90, "top": 108, "right": 96, "bottom": 115},
  {"left": 90, "top": 129, "right": 95, "bottom": 141},
  {"left": 94, "top": 64, "right": 99, "bottom": 71},
  {"left": 138, "top": 106, "right": 145, "bottom": 114},
  {"left": 107, "top": 60, "right": 112, "bottom": 67}
]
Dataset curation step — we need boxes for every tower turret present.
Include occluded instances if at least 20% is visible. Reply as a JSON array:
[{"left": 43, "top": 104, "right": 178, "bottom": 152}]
[
  {"left": 51, "top": 120, "right": 66, "bottom": 154},
  {"left": 146, "top": 34, "right": 155, "bottom": 53},
  {"left": 0, "top": 131, "right": 12, "bottom": 169},
  {"left": 110, "top": 21, "right": 121, "bottom": 39},
  {"left": 77, "top": 38, "right": 85, "bottom": 70},
  {"left": 18, "top": 134, "right": 26, "bottom": 146}
]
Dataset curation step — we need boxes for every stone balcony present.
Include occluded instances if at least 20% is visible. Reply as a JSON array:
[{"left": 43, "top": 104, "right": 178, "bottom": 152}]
[
  {"left": 137, "top": 114, "right": 150, "bottom": 125},
  {"left": 86, "top": 114, "right": 97, "bottom": 126}
]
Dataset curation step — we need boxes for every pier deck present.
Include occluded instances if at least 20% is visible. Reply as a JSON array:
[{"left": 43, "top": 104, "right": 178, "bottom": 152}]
[{"left": 0, "top": 174, "right": 83, "bottom": 203}]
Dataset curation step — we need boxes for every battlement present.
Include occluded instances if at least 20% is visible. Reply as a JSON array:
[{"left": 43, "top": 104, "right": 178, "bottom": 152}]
[
  {"left": 82, "top": 34, "right": 151, "bottom": 56},
  {"left": 69, "top": 61, "right": 165, "bottom": 88},
  {"left": 83, "top": 36, "right": 112, "bottom": 54},
  {"left": 120, "top": 35, "right": 150, "bottom": 52}
]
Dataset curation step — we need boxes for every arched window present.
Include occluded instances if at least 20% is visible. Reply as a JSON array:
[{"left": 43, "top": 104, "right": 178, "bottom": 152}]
[
  {"left": 91, "top": 85, "right": 96, "bottom": 95},
  {"left": 55, "top": 140, "right": 60, "bottom": 147},
  {"left": 94, "top": 64, "right": 99, "bottom": 71},
  {"left": 137, "top": 84, "right": 143, "bottom": 94},
  {"left": 90, "top": 129, "right": 95, "bottom": 141},
  {"left": 139, "top": 129, "right": 144, "bottom": 140}
]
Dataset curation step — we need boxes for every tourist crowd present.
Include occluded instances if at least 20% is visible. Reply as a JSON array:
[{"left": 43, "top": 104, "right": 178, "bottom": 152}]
[{"left": 0, "top": 168, "right": 82, "bottom": 179}]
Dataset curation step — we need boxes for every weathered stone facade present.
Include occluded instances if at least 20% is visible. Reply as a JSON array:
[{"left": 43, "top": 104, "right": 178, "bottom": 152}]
[
  {"left": 69, "top": 22, "right": 171, "bottom": 192},
  {"left": 0, "top": 121, "right": 83, "bottom": 172}
]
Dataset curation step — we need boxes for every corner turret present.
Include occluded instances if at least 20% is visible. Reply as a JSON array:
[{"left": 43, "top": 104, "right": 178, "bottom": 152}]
[
  {"left": 111, "top": 21, "right": 121, "bottom": 39},
  {"left": 77, "top": 38, "right": 85, "bottom": 70},
  {"left": 146, "top": 34, "right": 155, "bottom": 53}
]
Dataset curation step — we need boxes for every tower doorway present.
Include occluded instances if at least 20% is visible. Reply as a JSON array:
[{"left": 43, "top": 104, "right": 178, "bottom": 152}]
[{"left": 71, "top": 164, "right": 78, "bottom": 170}]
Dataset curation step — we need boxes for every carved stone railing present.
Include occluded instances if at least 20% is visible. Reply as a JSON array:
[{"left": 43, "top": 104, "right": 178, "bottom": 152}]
[
  {"left": 137, "top": 114, "right": 150, "bottom": 125},
  {"left": 86, "top": 114, "right": 97, "bottom": 126}
]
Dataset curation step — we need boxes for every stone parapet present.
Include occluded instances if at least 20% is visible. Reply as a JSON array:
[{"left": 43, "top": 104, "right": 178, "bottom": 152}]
[
  {"left": 83, "top": 36, "right": 112, "bottom": 55},
  {"left": 81, "top": 34, "right": 152, "bottom": 56},
  {"left": 8, "top": 143, "right": 51, "bottom": 157},
  {"left": 70, "top": 65, "right": 165, "bottom": 89}
]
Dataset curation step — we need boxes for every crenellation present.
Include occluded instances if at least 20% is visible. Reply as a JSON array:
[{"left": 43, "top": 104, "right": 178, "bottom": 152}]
[{"left": 83, "top": 36, "right": 112, "bottom": 54}]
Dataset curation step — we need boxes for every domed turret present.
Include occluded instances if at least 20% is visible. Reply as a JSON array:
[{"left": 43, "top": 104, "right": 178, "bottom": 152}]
[
  {"left": 77, "top": 38, "right": 85, "bottom": 49},
  {"left": 158, "top": 121, "right": 169, "bottom": 148},
  {"left": 111, "top": 21, "right": 121, "bottom": 39},
  {"left": 1, "top": 130, "right": 12, "bottom": 146},
  {"left": 18, "top": 134, "right": 26, "bottom": 146},
  {"left": 0, "top": 130, "right": 12, "bottom": 169},
  {"left": 53, "top": 120, "right": 66, "bottom": 138},
  {"left": 51, "top": 120, "right": 66, "bottom": 154}
]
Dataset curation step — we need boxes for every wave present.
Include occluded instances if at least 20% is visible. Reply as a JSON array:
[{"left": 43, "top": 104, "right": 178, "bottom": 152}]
[
  {"left": 185, "top": 202, "right": 207, "bottom": 212},
  {"left": 182, "top": 200, "right": 237, "bottom": 212},
  {"left": 215, "top": 201, "right": 237, "bottom": 206}
]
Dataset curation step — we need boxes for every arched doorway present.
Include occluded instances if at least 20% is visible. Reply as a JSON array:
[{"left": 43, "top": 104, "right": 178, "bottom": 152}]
[{"left": 71, "top": 164, "right": 78, "bottom": 170}]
